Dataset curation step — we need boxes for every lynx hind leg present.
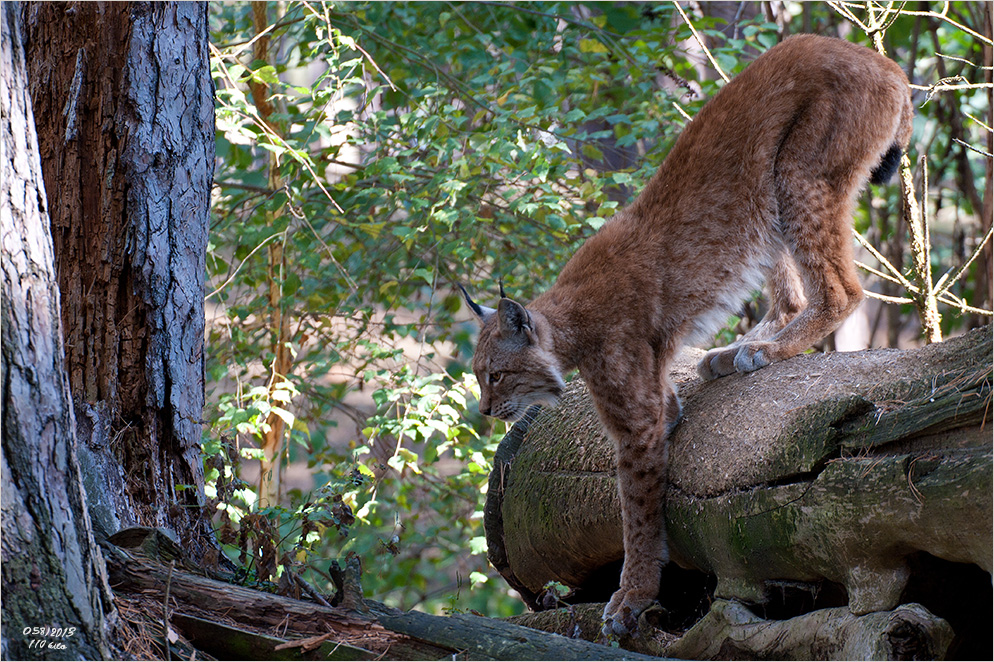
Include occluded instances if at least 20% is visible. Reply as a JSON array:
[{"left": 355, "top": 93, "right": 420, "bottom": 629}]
[
  {"left": 709, "top": 90, "right": 888, "bottom": 377},
  {"left": 733, "top": 177, "right": 865, "bottom": 374},
  {"left": 598, "top": 372, "right": 678, "bottom": 636},
  {"left": 698, "top": 252, "right": 807, "bottom": 380}
]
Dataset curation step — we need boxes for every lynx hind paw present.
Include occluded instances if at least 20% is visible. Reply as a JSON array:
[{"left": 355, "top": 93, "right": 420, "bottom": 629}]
[
  {"left": 699, "top": 343, "right": 774, "bottom": 379},
  {"left": 601, "top": 588, "right": 657, "bottom": 637},
  {"left": 733, "top": 342, "right": 772, "bottom": 374},
  {"left": 697, "top": 346, "right": 739, "bottom": 380}
]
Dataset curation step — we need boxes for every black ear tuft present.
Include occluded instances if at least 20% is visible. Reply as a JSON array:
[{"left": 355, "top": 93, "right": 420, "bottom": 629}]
[
  {"left": 499, "top": 278, "right": 507, "bottom": 299},
  {"left": 459, "top": 284, "right": 496, "bottom": 324}
]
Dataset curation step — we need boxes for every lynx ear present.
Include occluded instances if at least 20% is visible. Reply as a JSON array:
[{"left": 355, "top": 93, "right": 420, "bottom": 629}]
[
  {"left": 497, "top": 298, "right": 533, "bottom": 338},
  {"left": 459, "top": 285, "right": 496, "bottom": 324}
]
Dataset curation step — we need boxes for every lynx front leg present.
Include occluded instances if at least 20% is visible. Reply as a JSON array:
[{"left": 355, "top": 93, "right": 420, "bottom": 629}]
[{"left": 593, "top": 373, "right": 681, "bottom": 636}]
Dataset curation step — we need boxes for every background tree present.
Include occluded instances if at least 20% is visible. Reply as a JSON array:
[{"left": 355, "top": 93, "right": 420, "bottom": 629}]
[
  {"left": 1, "top": 3, "right": 112, "bottom": 658},
  {"left": 21, "top": 2, "right": 216, "bottom": 558}
]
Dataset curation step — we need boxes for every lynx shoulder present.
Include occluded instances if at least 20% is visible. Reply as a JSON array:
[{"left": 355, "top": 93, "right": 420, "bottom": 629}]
[{"left": 463, "top": 34, "right": 912, "bottom": 635}]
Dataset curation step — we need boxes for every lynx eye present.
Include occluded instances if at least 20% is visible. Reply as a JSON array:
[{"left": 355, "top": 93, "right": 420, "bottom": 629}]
[{"left": 489, "top": 371, "right": 504, "bottom": 385}]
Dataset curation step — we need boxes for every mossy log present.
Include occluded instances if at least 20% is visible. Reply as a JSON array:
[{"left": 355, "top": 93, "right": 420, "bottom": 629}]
[{"left": 485, "top": 326, "right": 992, "bottom": 658}]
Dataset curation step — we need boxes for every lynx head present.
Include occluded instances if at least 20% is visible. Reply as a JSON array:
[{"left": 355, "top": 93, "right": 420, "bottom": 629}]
[{"left": 460, "top": 286, "right": 565, "bottom": 422}]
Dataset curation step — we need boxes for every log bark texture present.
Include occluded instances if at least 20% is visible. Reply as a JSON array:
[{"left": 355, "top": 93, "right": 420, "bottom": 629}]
[
  {"left": 21, "top": 1, "right": 216, "bottom": 557},
  {"left": 1, "top": 3, "right": 112, "bottom": 657},
  {"left": 486, "top": 326, "right": 992, "bottom": 657}
]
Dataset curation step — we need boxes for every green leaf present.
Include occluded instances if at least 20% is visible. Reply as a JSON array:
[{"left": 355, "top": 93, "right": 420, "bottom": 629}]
[
  {"left": 270, "top": 406, "right": 295, "bottom": 429},
  {"left": 252, "top": 65, "right": 280, "bottom": 85},
  {"left": 469, "top": 536, "right": 488, "bottom": 555},
  {"left": 578, "top": 38, "right": 608, "bottom": 54},
  {"left": 581, "top": 144, "right": 604, "bottom": 161},
  {"left": 258, "top": 142, "right": 288, "bottom": 157},
  {"left": 563, "top": 108, "right": 586, "bottom": 123}
]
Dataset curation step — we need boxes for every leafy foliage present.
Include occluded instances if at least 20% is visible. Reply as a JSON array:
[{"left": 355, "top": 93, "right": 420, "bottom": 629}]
[{"left": 204, "top": 2, "right": 990, "bottom": 615}]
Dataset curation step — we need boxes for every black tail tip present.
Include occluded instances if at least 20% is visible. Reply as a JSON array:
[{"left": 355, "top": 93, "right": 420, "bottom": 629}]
[{"left": 870, "top": 143, "right": 902, "bottom": 185}]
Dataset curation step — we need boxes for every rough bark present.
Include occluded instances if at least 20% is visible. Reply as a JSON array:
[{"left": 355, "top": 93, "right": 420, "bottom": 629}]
[
  {"left": 486, "top": 326, "right": 992, "bottom": 658},
  {"left": 104, "top": 528, "right": 661, "bottom": 661},
  {"left": 21, "top": 1, "right": 215, "bottom": 557},
  {"left": 1, "top": 3, "right": 112, "bottom": 657}
]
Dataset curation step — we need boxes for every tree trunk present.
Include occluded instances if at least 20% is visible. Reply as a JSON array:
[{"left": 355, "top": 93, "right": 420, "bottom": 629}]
[
  {"left": 1, "top": 3, "right": 112, "bottom": 657},
  {"left": 976, "top": 1, "right": 993, "bottom": 326},
  {"left": 21, "top": 1, "right": 216, "bottom": 558},
  {"left": 248, "top": 0, "right": 293, "bottom": 508},
  {"left": 486, "top": 326, "right": 992, "bottom": 659}
]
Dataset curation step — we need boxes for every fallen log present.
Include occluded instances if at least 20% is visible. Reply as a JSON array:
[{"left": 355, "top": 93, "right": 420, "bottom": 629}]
[
  {"left": 665, "top": 600, "right": 953, "bottom": 661},
  {"left": 102, "top": 528, "right": 662, "bottom": 661},
  {"left": 507, "top": 599, "right": 955, "bottom": 660},
  {"left": 485, "top": 325, "right": 992, "bottom": 659}
]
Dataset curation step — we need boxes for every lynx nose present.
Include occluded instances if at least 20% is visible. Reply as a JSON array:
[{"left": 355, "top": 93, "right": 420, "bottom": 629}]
[{"left": 480, "top": 404, "right": 492, "bottom": 416}]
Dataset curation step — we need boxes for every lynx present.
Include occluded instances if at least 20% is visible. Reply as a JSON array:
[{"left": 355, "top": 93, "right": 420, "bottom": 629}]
[{"left": 462, "top": 34, "right": 912, "bottom": 635}]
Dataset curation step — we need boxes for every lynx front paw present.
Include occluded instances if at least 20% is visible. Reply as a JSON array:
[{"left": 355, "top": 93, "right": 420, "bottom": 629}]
[
  {"left": 697, "top": 346, "right": 739, "bottom": 380},
  {"left": 601, "top": 586, "right": 657, "bottom": 637},
  {"left": 733, "top": 342, "right": 772, "bottom": 373}
]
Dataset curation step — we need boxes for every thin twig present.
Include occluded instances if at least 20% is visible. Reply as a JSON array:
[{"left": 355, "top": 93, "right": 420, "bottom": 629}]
[
  {"left": 964, "top": 112, "right": 993, "bottom": 134},
  {"left": 671, "top": 101, "right": 694, "bottom": 122},
  {"left": 852, "top": 229, "right": 917, "bottom": 292},
  {"left": 285, "top": 188, "right": 360, "bottom": 298},
  {"left": 206, "top": 231, "right": 282, "bottom": 300},
  {"left": 673, "top": 2, "right": 730, "bottom": 83},
  {"left": 911, "top": 82, "right": 994, "bottom": 93},
  {"left": 919, "top": 76, "right": 994, "bottom": 105},
  {"left": 937, "top": 52, "right": 994, "bottom": 69},
  {"left": 934, "top": 223, "right": 994, "bottom": 298},
  {"left": 831, "top": 1, "right": 993, "bottom": 45},
  {"left": 936, "top": 292, "right": 994, "bottom": 317},
  {"left": 293, "top": 572, "right": 334, "bottom": 608},
  {"left": 952, "top": 137, "right": 994, "bottom": 159},
  {"left": 864, "top": 289, "right": 914, "bottom": 305},
  {"left": 855, "top": 259, "right": 913, "bottom": 289},
  {"left": 827, "top": 0, "right": 903, "bottom": 51}
]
